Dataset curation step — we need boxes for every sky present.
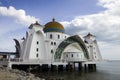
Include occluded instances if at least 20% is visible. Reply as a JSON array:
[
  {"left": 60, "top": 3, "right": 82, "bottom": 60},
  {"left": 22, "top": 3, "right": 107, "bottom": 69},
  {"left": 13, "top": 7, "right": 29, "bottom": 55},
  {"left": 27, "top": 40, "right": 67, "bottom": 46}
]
[{"left": 0, "top": 0, "right": 120, "bottom": 60}]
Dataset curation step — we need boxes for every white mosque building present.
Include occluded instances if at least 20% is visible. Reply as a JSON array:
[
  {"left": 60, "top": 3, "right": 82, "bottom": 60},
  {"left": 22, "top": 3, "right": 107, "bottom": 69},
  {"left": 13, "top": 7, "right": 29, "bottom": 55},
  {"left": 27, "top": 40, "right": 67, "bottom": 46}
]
[{"left": 13, "top": 18, "right": 102, "bottom": 65}]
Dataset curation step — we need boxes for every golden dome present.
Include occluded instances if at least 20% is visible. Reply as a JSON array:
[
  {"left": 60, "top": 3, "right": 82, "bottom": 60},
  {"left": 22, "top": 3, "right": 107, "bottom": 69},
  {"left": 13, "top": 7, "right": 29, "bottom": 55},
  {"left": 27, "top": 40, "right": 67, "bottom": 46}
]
[{"left": 43, "top": 18, "right": 65, "bottom": 33}]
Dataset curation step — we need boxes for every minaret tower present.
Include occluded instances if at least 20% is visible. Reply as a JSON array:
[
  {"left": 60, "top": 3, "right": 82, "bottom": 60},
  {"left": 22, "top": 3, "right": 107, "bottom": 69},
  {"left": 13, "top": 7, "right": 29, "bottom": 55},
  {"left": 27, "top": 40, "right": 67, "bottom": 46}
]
[
  {"left": 84, "top": 33, "right": 102, "bottom": 61},
  {"left": 21, "top": 21, "right": 47, "bottom": 61}
]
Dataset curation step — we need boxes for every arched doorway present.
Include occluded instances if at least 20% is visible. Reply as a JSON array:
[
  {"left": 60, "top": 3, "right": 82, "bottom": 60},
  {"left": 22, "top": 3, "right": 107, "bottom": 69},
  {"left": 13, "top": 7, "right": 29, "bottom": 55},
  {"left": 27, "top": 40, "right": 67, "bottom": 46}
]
[{"left": 54, "top": 35, "right": 89, "bottom": 61}]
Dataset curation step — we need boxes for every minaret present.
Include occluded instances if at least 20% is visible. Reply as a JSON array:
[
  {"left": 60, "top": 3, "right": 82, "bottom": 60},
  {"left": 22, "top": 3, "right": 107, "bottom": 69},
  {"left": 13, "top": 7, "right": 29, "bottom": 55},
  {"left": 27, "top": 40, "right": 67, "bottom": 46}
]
[
  {"left": 22, "top": 21, "right": 47, "bottom": 61},
  {"left": 84, "top": 33, "right": 102, "bottom": 61}
]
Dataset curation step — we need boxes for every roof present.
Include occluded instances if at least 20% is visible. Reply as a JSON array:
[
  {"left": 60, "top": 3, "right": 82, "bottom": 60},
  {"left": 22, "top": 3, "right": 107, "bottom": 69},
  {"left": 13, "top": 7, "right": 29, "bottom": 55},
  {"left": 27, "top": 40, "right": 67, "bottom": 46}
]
[
  {"left": 43, "top": 18, "right": 65, "bottom": 33},
  {"left": 29, "top": 21, "right": 41, "bottom": 29},
  {"left": 84, "top": 32, "right": 96, "bottom": 38}
]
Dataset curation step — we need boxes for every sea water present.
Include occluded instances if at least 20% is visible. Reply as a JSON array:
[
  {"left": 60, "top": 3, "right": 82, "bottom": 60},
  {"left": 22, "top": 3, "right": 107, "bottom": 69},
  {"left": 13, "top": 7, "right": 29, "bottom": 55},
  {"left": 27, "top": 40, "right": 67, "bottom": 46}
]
[{"left": 36, "top": 61, "right": 120, "bottom": 80}]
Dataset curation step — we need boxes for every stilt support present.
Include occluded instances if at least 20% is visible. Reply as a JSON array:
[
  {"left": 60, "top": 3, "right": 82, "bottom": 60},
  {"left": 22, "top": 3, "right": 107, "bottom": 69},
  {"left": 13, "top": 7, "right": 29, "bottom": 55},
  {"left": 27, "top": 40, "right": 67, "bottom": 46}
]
[
  {"left": 58, "top": 65, "right": 64, "bottom": 71},
  {"left": 78, "top": 62, "right": 82, "bottom": 71},
  {"left": 66, "top": 63, "right": 72, "bottom": 71},
  {"left": 41, "top": 64, "right": 49, "bottom": 72}
]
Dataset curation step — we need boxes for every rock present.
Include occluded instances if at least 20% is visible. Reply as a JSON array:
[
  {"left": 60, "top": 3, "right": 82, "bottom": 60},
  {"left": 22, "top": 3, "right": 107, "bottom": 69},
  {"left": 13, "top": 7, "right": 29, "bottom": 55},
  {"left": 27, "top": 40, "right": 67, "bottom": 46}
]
[
  {"left": 36, "top": 77, "right": 41, "bottom": 80},
  {"left": 0, "top": 67, "right": 44, "bottom": 80},
  {"left": 17, "top": 77, "right": 22, "bottom": 80}
]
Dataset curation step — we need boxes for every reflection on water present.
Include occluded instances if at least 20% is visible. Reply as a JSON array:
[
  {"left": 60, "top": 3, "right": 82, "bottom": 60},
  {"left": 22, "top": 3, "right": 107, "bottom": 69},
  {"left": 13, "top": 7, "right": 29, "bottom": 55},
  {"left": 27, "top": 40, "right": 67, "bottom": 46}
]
[{"left": 34, "top": 61, "right": 120, "bottom": 80}]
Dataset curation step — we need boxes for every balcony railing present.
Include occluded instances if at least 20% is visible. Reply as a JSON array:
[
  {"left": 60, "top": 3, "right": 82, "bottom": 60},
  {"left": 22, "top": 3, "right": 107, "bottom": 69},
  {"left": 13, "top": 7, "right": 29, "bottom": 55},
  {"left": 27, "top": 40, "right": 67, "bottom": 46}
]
[{"left": 0, "top": 58, "right": 23, "bottom": 62}]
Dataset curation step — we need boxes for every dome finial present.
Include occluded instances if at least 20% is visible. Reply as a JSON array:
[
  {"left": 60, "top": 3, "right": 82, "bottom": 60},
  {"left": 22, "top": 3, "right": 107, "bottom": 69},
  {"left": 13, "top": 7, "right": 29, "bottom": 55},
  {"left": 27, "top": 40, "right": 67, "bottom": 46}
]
[
  {"left": 35, "top": 21, "right": 40, "bottom": 25},
  {"left": 88, "top": 32, "right": 91, "bottom": 35},
  {"left": 52, "top": 18, "right": 55, "bottom": 22}
]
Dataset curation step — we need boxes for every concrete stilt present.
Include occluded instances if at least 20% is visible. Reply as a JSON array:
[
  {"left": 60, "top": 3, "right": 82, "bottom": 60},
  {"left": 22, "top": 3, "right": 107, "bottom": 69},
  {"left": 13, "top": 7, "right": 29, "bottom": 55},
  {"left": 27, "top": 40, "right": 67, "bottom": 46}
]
[
  {"left": 88, "top": 64, "right": 92, "bottom": 72},
  {"left": 28, "top": 65, "right": 31, "bottom": 73},
  {"left": 39, "top": 65, "right": 42, "bottom": 71},
  {"left": 84, "top": 64, "right": 87, "bottom": 72},
  {"left": 58, "top": 65, "right": 64, "bottom": 71},
  {"left": 78, "top": 62, "right": 82, "bottom": 71},
  {"left": 37, "top": 65, "right": 41, "bottom": 72},
  {"left": 88, "top": 64, "right": 96, "bottom": 72},
  {"left": 51, "top": 64, "right": 57, "bottom": 71},
  {"left": 8, "top": 63, "right": 12, "bottom": 69},
  {"left": 72, "top": 62, "right": 76, "bottom": 71},
  {"left": 94, "top": 64, "right": 96, "bottom": 71},
  {"left": 66, "top": 63, "right": 72, "bottom": 71},
  {"left": 93, "top": 64, "right": 96, "bottom": 71},
  {"left": 41, "top": 64, "right": 49, "bottom": 71}
]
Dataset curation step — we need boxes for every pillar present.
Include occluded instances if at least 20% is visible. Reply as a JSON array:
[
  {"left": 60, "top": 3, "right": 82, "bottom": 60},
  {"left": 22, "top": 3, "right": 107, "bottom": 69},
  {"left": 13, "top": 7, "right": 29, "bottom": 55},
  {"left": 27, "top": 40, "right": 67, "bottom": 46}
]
[
  {"left": 51, "top": 64, "right": 57, "bottom": 71},
  {"left": 58, "top": 65, "right": 64, "bottom": 71},
  {"left": 84, "top": 64, "right": 87, "bottom": 72},
  {"left": 88, "top": 64, "right": 96, "bottom": 72},
  {"left": 66, "top": 63, "right": 72, "bottom": 71},
  {"left": 88, "top": 64, "right": 92, "bottom": 72},
  {"left": 95, "top": 64, "right": 96, "bottom": 71},
  {"left": 72, "top": 62, "right": 76, "bottom": 71},
  {"left": 7, "top": 62, "right": 12, "bottom": 69},
  {"left": 78, "top": 62, "right": 82, "bottom": 71},
  {"left": 41, "top": 64, "right": 49, "bottom": 72},
  {"left": 93, "top": 64, "right": 96, "bottom": 71}
]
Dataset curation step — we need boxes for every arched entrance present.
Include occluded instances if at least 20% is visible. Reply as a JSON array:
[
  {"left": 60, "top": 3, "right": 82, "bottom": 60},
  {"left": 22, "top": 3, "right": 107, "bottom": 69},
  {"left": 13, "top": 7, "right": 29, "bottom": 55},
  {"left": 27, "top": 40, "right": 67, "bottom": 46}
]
[{"left": 54, "top": 35, "right": 89, "bottom": 61}]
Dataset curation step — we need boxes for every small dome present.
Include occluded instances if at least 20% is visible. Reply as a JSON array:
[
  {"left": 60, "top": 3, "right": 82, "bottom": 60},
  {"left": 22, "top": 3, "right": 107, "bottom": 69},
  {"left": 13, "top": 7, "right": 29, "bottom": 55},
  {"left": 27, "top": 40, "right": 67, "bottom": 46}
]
[{"left": 43, "top": 18, "right": 65, "bottom": 33}]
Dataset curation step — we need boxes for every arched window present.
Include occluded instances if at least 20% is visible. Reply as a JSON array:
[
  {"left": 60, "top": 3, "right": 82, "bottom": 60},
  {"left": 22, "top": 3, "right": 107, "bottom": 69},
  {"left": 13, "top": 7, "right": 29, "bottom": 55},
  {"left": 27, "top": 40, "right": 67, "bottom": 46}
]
[
  {"left": 71, "top": 54, "right": 73, "bottom": 57},
  {"left": 37, "top": 41, "right": 39, "bottom": 44},
  {"left": 36, "top": 48, "right": 39, "bottom": 52},
  {"left": 95, "top": 56, "right": 96, "bottom": 58},
  {"left": 58, "top": 35, "right": 60, "bottom": 39},
  {"left": 36, "top": 54, "right": 39, "bottom": 58},
  {"left": 65, "top": 36, "right": 66, "bottom": 38},
  {"left": 50, "top": 34, "right": 52, "bottom": 39},
  {"left": 54, "top": 42, "right": 56, "bottom": 45},
  {"left": 51, "top": 42, "right": 53, "bottom": 45},
  {"left": 51, "top": 50, "right": 53, "bottom": 53},
  {"left": 66, "top": 54, "right": 68, "bottom": 57}
]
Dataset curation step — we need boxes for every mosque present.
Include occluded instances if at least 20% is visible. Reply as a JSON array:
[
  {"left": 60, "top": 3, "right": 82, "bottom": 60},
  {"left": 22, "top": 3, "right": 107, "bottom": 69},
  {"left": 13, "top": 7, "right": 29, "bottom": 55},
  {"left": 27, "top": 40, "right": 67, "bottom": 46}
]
[
  {"left": 14, "top": 18, "right": 102, "bottom": 63},
  {"left": 0, "top": 18, "right": 102, "bottom": 71}
]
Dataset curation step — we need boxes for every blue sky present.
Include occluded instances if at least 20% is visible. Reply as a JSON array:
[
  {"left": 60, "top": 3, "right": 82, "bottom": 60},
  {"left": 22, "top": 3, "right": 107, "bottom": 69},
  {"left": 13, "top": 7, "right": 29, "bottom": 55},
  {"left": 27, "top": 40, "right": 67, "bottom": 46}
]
[
  {"left": 0, "top": 0, "right": 104, "bottom": 23},
  {"left": 0, "top": 0, "right": 120, "bottom": 60}
]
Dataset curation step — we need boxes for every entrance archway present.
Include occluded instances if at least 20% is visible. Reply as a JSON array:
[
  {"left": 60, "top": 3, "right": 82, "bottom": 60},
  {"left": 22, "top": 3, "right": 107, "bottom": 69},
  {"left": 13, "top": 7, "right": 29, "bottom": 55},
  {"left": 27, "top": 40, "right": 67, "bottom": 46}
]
[{"left": 54, "top": 35, "right": 89, "bottom": 60}]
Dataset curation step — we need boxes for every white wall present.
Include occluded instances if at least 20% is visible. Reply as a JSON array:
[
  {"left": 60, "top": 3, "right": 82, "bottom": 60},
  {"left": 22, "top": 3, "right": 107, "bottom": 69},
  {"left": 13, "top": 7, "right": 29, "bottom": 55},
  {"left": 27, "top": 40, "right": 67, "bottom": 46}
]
[
  {"left": 21, "top": 24, "right": 47, "bottom": 60},
  {"left": 44, "top": 32, "right": 69, "bottom": 62},
  {"left": 45, "top": 32, "right": 69, "bottom": 40},
  {"left": 85, "top": 36, "right": 102, "bottom": 61},
  {"left": 61, "top": 43, "right": 85, "bottom": 62}
]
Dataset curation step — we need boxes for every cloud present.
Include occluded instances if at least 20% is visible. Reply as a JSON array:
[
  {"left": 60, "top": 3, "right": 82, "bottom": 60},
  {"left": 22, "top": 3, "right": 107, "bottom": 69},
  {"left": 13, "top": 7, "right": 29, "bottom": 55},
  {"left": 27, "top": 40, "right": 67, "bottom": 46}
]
[
  {"left": 0, "top": 6, "right": 38, "bottom": 52},
  {"left": 98, "top": 41, "right": 120, "bottom": 60},
  {"left": 61, "top": 0, "right": 120, "bottom": 44},
  {"left": 61, "top": 0, "right": 120, "bottom": 60},
  {"left": 0, "top": 6, "right": 38, "bottom": 25},
  {"left": 0, "top": 1, "right": 119, "bottom": 60}
]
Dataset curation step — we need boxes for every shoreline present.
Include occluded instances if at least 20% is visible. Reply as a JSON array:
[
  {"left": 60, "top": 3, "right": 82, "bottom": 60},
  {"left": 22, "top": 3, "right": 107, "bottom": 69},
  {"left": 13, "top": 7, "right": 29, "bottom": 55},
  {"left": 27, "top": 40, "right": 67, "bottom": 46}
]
[{"left": 0, "top": 67, "right": 44, "bottom": 80}]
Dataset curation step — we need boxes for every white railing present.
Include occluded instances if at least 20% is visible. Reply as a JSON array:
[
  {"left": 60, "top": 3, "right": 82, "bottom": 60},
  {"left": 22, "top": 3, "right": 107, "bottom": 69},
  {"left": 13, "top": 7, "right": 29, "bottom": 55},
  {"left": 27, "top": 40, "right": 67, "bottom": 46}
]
[
  {"left": 0, "top": 58, "right": 9, "bottom": 61},
  {"left": 54, "top": 58, "right": 87, "bottom": 63},
  {"left": 0, "top": 58, "right": 23, "bottom": 62},
  {"left": 10, "top": 58, "right": 23, "bottom": 62}
]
